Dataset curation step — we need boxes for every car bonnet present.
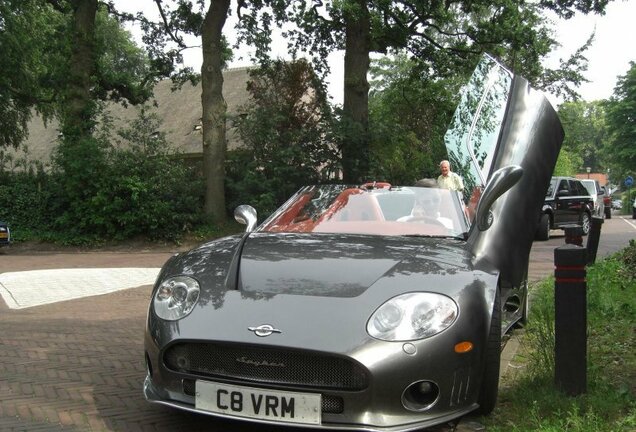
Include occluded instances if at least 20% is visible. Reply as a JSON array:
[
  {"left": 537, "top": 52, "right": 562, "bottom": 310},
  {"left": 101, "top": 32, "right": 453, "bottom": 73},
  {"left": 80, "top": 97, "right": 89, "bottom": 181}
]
[{"left": 235, "top": 232, "right": 476, "bottom": 299}]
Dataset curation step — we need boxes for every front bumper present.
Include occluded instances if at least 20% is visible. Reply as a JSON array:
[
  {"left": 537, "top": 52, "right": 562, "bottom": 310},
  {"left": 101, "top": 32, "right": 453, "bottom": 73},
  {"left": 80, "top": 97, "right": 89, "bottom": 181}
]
[
  {"left": 143, "top": 331, "right": 486, "bottom": 431},
  {"left": 143, "top": 373, "right": 477, "bottom": 432}
]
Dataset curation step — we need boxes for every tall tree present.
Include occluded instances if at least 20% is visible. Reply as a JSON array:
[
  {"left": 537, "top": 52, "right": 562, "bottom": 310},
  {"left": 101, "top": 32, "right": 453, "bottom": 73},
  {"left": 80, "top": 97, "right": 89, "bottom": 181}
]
[
  {"left": 342, "top": 0, "right": 370, "bottom": 182},
  {"left": 0, "top": 0, "right": 155, "bottom": 149},
  {"left": 229, "top": 59, "right": 338, "bottom": 213},
  {"left": 61, "top": 0, "right": 98, "bottom": 140},
  {"left": 0, "top": 0, "right": 62, "bottom": 148},
  {"left": 201, "top": 0, "right": 231, "bottom": 222},
  {"left": 144, "top": 0, "right": 279, "bottom": 223},
  {"left": 558, "top": 100, "right": 607, "bottom": 172},
  {"left": 282, "top": 0, "right": 613, "bottom": 183},
  {"left": 43, "top": 1, "right": 155, "bottom": 141},
  {"left": 605, "top": 62, "right": 636, "bottom": 177},
  {"left": 368, "top": 53, "right": 462, "bottom": 183}
]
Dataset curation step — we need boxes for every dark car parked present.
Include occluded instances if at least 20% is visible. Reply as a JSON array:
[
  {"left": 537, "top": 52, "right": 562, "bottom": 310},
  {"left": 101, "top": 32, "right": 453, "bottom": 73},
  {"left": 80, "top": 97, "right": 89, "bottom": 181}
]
[
  {"left": 0, "top": 221, "right": 10, "bottom": 247},
  {"left": 536, "top": 177, "right": 594, "bottom": 241}
]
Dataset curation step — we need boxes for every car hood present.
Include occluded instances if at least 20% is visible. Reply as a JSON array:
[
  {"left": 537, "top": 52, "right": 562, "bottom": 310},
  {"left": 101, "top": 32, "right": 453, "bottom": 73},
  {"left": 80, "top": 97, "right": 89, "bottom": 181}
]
[
  {"left": 236, "top": 233, "right": 476, "bottom": 298},
  {"left": 161, "top": 232, "right": 483, "bottom": 300},
  {"left": 155, "top": 232, "right": 497, "bottom": 351}
]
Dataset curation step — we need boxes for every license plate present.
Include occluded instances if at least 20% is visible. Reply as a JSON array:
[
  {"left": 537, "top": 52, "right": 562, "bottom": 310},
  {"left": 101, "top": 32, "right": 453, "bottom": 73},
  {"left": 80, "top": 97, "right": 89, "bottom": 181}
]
[
  {"left": 196, "top": 380, "right": 321, "bottom": 425},
  {"left": 0, "top": 233, "right": 7, "bottom": 239}
]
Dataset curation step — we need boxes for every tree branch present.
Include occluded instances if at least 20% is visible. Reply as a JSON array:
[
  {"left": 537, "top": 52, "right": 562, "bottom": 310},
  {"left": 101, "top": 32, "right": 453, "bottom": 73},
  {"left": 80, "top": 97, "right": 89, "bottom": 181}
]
[{"left": 153, "top": 0, "right": 186, "bottom": 48}]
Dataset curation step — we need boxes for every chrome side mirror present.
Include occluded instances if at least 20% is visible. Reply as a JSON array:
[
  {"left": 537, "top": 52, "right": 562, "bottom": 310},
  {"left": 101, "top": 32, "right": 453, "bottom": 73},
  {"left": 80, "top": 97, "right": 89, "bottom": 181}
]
[
  {"left": 475, "top": 165, "right": 523, "bottom": 231},
  {"left": 234, "top": 205, "right": 258, "bottom": 232}
]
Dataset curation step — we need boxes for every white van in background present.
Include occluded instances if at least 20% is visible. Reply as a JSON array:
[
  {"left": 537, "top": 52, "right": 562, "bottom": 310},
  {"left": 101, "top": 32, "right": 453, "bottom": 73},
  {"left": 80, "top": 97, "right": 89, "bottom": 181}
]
[{"left": 580, "top": 179, "right": 605, "bottom": 219}]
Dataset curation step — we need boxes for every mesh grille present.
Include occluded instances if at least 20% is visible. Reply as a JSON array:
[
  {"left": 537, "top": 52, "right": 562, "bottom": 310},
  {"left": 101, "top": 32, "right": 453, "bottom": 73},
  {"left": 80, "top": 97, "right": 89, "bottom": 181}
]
[{"left": 165, "top": 342, "right": 368, "bottom": 391}]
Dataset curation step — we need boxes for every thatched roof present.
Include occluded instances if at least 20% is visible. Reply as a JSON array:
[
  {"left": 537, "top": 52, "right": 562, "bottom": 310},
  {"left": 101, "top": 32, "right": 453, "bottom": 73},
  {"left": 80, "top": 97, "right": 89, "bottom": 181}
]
[{"left": 4, "top": 67, "right": 252, "bottom": 169}]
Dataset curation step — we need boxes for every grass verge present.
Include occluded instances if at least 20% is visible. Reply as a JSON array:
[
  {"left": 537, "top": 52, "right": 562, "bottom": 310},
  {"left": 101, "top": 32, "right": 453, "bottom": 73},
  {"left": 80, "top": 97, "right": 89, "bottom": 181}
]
[{"left": 484, "top": 240, "right": 636, "bottom": 431}]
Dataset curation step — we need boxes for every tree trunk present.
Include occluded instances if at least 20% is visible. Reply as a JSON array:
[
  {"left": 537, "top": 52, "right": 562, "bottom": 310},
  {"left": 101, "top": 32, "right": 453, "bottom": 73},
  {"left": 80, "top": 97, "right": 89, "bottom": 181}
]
[
  {"left": 201, "top": 0, "right": 231, "bottom": 223},
  {"left": 63, "top": 0, "right": 98, "bottom": 141},
  {"left": 342, "top": 0, "right": 370, "bottom": 183}
]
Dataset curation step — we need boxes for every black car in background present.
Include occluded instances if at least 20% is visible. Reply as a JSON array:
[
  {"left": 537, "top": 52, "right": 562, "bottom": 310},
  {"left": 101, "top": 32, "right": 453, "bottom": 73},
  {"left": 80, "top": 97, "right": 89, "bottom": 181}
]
[
  {"left": 0, "top": 221, "right": 10, "bottom": 247},
  {"left": 536, "top": 177, "right": 594, "bottom": 241}
]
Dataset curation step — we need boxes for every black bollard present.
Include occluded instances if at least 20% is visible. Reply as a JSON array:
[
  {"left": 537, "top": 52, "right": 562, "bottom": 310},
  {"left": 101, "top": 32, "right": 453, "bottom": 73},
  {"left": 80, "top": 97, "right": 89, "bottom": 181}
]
[
  {"left": 554, "top": 244, "right": 587, "bottom": 395},
  {"left": 586, "top": 216, "right": 604, "bottom": 265},
  {"left": 563, "top": 225, "right": 583, "bottom": 246}
]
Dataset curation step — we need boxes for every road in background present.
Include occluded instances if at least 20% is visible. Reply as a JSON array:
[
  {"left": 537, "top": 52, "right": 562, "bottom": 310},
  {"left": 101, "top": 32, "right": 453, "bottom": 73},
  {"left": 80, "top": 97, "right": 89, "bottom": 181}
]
[{"left": 529, "top": 214, "right": 636, "bottom": 283}]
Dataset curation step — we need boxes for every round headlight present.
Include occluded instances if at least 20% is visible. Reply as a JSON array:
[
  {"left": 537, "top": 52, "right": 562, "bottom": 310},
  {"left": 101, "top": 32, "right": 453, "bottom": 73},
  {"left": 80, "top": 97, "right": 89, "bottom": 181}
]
[
  {"left": 367, "top": 293, "right": 458, "bottom": 341},
  {"left": 153, "top": 276, "right": 200, "bottom": 321},
  {"left": 373, "top": 301, "right": 404, "bottom": 332}
]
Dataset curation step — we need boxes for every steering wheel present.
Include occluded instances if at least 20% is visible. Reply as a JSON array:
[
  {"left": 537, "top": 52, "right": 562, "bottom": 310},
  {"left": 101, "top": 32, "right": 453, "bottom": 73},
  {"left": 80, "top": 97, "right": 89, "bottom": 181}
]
[{"left": 408, "top": 216, "right": 447, "bottom": 228}]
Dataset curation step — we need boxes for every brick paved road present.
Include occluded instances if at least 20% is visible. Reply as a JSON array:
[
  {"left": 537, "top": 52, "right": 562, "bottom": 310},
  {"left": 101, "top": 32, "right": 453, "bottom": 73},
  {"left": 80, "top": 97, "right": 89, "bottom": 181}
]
[
  {"left": 0, "top": 249, "right": 277, "bottom": 432},
  {"left": 0, "top": 282, "right": 235, "bottom": 432}
]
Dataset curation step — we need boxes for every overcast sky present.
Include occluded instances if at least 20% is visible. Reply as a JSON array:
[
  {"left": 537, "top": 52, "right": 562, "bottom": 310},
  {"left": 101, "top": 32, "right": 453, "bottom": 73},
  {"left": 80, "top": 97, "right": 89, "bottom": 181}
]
[{"left": 118, "top": 1, "right": 636, "bottom": 107}]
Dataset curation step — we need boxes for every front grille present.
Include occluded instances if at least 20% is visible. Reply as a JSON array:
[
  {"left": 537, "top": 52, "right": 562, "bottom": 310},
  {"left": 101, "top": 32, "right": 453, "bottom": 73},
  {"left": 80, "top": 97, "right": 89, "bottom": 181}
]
[
  {"left": 165, "top": 342, "right": 369, "bottom": 391},
  {"left": 182, "top": 378, "right": 344, "bottom": 414}
]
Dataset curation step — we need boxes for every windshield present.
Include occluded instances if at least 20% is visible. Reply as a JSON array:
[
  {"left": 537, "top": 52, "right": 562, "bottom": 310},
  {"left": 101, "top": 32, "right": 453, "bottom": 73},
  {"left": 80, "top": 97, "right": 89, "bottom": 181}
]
[
  {"left": 580, "top": 180, "right": 597, "bottom": 196},
  {"left": 259, "top": 185, "right": 470, "bottom": 238}
]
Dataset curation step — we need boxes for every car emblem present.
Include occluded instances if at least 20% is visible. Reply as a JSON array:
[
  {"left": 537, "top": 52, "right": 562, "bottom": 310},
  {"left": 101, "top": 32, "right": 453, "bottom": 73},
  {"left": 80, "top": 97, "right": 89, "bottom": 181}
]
[
  {"left": 236, "top": 356, "right": 285, "bottom": 367},
  {"left": 248, "top": 324, "right": 282, "bottom": 337}
]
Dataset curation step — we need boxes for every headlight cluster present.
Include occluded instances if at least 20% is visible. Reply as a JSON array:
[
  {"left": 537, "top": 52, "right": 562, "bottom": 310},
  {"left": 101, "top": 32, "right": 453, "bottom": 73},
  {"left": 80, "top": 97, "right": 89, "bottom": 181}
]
[
  {"left": 153, "top": 276, "right": 200, "bottom": 321},
  {"left": 367, "top": 293, "right": 458, "bottom": 341}
]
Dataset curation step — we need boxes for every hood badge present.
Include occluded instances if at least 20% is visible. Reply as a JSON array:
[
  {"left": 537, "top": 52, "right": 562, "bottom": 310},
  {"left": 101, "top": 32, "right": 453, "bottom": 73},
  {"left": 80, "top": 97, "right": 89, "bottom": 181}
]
[{"left": 248, "top": 324, "right": 282, "bottom": 337}]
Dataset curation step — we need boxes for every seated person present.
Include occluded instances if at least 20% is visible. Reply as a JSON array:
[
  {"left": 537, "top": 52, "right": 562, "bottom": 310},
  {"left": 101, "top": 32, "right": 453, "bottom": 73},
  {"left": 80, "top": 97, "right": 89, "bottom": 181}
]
[{"left": 397, "top": 180, "right": 454, "bottom": 229}]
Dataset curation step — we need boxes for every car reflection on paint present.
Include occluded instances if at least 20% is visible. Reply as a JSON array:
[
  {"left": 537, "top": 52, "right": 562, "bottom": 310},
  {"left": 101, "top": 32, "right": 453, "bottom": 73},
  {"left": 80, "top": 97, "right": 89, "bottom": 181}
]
[{"left": 143, "top": 54, "right": 564, "bottom": 431}]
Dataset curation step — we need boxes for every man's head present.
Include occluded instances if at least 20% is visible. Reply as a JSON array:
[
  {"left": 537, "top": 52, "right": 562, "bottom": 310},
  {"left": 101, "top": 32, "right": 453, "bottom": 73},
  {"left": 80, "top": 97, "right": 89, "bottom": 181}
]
[
  {"left": 414, "top": 178, "right": 437, "bottom": 188},
  {"left": 440, "top": 160, "right": 451, "bottom": 177},
  {"left": 412, "top": 188, "right": 441, "bottom": 219}
]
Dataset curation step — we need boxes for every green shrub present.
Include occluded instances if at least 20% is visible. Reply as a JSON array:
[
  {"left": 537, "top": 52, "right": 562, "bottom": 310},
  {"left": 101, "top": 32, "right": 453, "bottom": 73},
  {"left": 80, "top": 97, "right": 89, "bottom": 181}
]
[
  {"left": 0, "top": 170, "right": 56, "bottom": 240},
  {"left": 486, "top": 244, "right": 636, "bottom": 431},
  {"left": 2, "top": 107, "right": 205, "bottom": 245}
]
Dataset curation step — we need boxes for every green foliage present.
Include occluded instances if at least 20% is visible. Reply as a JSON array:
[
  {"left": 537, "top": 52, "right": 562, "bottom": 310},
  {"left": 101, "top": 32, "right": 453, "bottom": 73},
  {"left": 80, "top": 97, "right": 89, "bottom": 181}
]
[
  {"left": 557, "top": 100, "right": 608, "bottom": 172},
  {"left": 605, "top": 62, "right": 636, "bottom": 176},
  {"left": 0, "top": 170, "right": 55, "bottom": 241},
  {"left": 486, "top": 243, "right": 636, "bottom": 431},
  {"left": 552, "top": 147, "right": 581, "bottom": 177},
  {"left": 368, "top": 54, "right": 463, "bottom": 184},
  {"left": 228, "top": 60, "right": 339, "bottom": 217},
  {"left": 92, "top": 9, "right": 154, "bottom": 105},
  {"left": 2, "top": 107, "right": 204, "bottom": 245},
  {"left": 0, "top": 0, "right": 62, "bottom": 148}
]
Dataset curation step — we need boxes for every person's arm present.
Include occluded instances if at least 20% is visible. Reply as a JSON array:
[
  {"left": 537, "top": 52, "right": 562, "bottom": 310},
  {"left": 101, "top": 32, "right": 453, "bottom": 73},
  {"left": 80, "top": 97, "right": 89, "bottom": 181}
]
[{"left": 455, "top": 173, "right": 464, "bottom": 191}]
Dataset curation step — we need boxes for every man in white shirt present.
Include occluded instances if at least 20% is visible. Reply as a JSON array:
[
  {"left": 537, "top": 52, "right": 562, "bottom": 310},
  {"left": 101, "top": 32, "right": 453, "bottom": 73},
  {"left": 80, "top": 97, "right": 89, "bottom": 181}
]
[{"left": 437, "top": 160, "right": 464, "bottom": 192}]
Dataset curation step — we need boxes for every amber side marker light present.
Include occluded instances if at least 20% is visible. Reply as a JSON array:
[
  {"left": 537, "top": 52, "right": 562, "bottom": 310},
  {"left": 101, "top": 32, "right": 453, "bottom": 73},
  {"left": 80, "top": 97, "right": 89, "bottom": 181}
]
[{"left": 454, "top": 341, "right": 474, "bottom": 354}]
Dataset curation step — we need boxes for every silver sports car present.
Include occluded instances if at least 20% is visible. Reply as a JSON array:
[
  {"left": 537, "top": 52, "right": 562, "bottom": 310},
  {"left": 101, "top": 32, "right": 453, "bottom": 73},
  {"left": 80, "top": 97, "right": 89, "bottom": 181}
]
[{"left": 143, "top": 55, "right": 564, "bottom": 431}]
